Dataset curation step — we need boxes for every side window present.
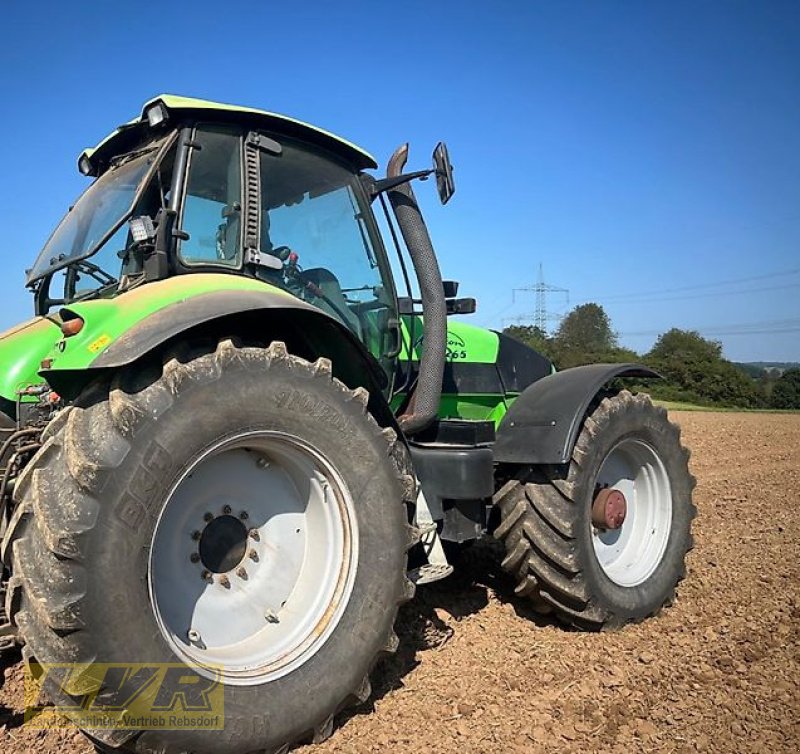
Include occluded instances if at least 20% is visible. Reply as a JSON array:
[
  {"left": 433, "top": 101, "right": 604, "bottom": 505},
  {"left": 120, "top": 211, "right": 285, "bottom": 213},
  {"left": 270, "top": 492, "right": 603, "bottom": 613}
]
[
  {"left": 180, "top": 126, "right": 242, "bottom": 266},
  {"left": 259, "top": 142, "right": 398, "bottom": 386}
]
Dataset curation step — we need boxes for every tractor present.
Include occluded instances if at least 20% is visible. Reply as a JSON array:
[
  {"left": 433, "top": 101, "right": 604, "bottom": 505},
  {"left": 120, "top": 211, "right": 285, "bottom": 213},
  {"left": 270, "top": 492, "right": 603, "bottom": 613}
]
[{"left": 0, "top": 95, "right": 694, "bottom": 754}]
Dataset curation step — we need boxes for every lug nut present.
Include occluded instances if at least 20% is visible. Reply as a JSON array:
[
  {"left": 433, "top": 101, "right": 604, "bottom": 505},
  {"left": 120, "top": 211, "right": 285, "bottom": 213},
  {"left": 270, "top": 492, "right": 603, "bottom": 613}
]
[
  {"left": 236, "top": 567, "right": 248, "bottom": 580},
  {"left": 223, "top": 505, "right": 232, "bottom": 515},
  {"left": 249, "top": 528, "right": 260, "bottom": 541},
  {"left": 204, "top": 512, "right": 214, "bottom": 522},
  {"left": 188, "top": 628, "right": 201, "bottom": 643},
  {"left": 201, "top": 570, "right": 212, "bottom": 581},
  {"left": 265, "top": 610, "right": 279, "bottom": 624},
  {"left": 256, "top": 457, "right": 269, "bottom": 469},
  {"left": 240, "top": 511, "right": 249, "bottom": 520},
  {"left": 191, "top": 530, "right": 202, "bottom": 541},
  {"left": 219, "top": 575, "right": 231, "bottom": 589},
  {"left": 248, "top": 549, "right": 259, "bottom": 562},
  {"left": 190, "top": 553, "right": 200, "bottom": 563}
]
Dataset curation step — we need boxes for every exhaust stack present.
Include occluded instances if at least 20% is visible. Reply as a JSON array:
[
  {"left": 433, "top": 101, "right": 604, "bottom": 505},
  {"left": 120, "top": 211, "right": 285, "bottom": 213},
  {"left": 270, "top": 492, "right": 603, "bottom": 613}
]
[{"left": 386, "top": 144, "right": 447, "bottom": 435}]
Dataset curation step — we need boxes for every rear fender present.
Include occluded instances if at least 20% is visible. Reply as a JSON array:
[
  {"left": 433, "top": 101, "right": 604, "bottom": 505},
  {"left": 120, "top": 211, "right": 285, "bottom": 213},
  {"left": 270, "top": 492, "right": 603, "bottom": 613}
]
[{"left": 493, "top": 363, "right": 660, "bottom": 465}]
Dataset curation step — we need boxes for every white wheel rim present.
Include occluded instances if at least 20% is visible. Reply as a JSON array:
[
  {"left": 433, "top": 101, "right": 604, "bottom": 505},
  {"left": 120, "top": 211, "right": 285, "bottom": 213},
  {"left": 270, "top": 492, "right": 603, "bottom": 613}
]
[
  {"left": 148, "top": 430, "right": 358, "bottom": 685},
  {"left": 591, "top": 438, "right": 672, "bottom": 587}
]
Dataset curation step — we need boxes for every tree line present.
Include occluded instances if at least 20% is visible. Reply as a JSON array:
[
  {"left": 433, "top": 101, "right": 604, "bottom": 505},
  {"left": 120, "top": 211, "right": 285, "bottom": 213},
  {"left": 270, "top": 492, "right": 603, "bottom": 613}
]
[{"left": 503, "top": 303, "right": 800, "bottom": 410}]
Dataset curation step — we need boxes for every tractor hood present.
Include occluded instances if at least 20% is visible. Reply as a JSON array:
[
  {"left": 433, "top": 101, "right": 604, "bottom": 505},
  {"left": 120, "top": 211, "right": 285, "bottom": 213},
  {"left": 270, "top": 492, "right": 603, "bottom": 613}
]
[{"left": 0, "top": 317, "right": 63, "bottom": 409}]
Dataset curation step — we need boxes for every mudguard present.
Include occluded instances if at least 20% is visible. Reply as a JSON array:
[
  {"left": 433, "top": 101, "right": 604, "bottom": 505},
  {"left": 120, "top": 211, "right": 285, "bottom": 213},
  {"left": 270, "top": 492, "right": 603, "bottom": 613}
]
[
  {"left": 36, "top": 275, "right": 390, "bottom": 415},
  {"left": 91, "top": 288, "right": 332, "bottom": 368},
  {"left": 493, "top": 363, "right": 660, "bottom": 465}
]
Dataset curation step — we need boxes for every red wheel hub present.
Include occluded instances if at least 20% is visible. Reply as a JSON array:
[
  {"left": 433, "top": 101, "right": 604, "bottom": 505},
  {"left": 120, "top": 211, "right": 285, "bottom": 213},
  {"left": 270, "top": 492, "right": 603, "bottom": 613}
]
[{"left": 592, "top": 488, "right": 627, "bottom": 530}]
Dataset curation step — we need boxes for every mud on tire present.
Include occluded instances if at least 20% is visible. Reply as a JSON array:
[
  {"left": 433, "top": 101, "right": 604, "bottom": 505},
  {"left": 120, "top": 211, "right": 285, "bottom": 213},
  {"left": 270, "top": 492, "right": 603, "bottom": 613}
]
[
  {"left": 5, "top": 339, "right": 416, "bottom": 754},
  {"left": 494, "top": 390, "right": 696, "bottom": 630}
]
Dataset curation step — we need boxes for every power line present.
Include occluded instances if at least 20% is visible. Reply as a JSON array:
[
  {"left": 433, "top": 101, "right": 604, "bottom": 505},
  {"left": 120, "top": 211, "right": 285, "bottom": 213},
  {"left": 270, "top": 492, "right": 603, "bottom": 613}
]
[
  {"left": 622, "top": 327, "right": 800, "bottom": 337},
  {"left": 476, "top": 299, "right": 516, "bottom": 327},
  {"left": 573, "top": 267, "right": 800, "bottom": 304},
  {"left": 619, "top": 317, "right": 800, "bottom": 338},
  {"left": 586, "top": 282, "right": 800, "bottom": 306}
]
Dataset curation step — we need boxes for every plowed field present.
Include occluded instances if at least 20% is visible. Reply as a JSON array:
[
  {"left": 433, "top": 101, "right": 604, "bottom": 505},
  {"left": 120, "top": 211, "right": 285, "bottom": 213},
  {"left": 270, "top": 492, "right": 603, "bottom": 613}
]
[{"left": 2, "top": 411, "right": 798, "bottom": 754}]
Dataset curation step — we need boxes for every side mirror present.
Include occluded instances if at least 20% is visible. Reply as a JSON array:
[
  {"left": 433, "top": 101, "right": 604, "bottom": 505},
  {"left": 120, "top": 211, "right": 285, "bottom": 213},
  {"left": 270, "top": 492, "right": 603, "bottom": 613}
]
[
  {"left": 433, "top": 142, "right": 455, "bottom": 205},
  {"left": 446, "top": 298, "right": 477, "bottom": 315}
]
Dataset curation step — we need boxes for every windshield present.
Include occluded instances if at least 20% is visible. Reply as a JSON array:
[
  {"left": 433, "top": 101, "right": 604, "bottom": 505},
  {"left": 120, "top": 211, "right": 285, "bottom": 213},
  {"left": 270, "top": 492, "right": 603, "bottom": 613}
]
[{"left": 28, "top": 137, "right": 167, "bottom": 283}]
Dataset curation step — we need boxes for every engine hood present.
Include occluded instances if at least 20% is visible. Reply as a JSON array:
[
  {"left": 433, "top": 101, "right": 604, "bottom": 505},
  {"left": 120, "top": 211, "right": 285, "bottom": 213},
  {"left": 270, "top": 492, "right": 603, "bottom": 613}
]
[{"left": 0, "top": 317, "right": 62, "bottom": 408}]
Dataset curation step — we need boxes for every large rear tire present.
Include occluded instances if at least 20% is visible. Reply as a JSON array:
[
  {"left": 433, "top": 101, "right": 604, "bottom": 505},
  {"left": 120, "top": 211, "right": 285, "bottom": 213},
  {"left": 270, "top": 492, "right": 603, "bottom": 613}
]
[
  {"left": 495, "top": 390, "right": 695, "bottom": 630},
  {"left": 6, "top": 339, "right": 415, "bottom": 753}
]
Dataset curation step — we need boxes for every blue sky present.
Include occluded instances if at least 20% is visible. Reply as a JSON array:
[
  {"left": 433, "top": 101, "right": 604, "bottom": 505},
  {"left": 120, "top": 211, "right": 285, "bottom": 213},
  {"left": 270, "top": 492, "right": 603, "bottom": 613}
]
[{"left": 0, "top": 0, "right": 797, "bottom": 361}]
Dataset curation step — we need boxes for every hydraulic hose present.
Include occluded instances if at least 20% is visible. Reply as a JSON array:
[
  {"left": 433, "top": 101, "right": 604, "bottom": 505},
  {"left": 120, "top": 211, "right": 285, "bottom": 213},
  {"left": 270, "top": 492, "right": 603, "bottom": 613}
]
[{"left": 386, "top": 144, "right": 446, "bottom": 435}]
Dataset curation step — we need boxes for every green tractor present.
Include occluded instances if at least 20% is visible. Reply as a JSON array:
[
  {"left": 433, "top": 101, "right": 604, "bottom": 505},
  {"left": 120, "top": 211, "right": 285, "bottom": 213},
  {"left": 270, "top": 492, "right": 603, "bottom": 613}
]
[{"left": 0, "top": 96, "right": 694, "bottom": 754}]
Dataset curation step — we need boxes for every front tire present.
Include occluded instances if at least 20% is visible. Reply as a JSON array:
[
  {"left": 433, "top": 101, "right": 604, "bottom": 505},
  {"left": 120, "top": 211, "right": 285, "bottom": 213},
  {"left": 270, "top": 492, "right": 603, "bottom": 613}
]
[
  {"left": 7, "top": 339, "right": 415, "bottom": 753},
  {"left": 495, "top": 390, "right": 695, "bottom": 629}
]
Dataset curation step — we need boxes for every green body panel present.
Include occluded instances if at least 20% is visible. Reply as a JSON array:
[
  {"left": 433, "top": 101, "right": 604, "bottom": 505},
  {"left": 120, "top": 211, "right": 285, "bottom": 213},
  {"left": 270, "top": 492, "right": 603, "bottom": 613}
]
[
  {"left": 438, "top": 395, "right": 510, "bottom": 425},
  {"left": 0, "top": 318, "right": 62, "bottom": 403},
  {"left": 48, "top": 274, "right": 295, "bottom": 372},
  {"left": 398, "top": 316, "right": 499, "bottom": 363},
  {"left": 0, "top": 275, "right": 295, "bottom": 403},
  {"left": 396, "top": 316, "right": 511, "bottom": 427}
]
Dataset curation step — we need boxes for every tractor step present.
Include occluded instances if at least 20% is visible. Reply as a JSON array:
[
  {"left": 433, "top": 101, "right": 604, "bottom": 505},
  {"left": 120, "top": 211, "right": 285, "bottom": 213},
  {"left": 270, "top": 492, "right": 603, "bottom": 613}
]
[
  {"left": 411, "top": 488, "right": 453, "bottom": 585},
  {"left": 408, "top": 563, "right": 454, "bottom": 585}
]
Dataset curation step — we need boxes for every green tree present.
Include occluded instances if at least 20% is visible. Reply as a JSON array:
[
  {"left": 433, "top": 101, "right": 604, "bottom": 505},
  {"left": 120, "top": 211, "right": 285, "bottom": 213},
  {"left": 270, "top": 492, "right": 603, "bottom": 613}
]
[
  {"left": 770, "top": 368, "right": 800, "bottom": 409},
  {"left": 549, "top": 303, "right": 638, "bottom": 368},
  {"left": 554, "top": 303, "right": 617, "bottom": 353},
  {"left": 645, "top": 329, "right": 764, "bottom": 408}
]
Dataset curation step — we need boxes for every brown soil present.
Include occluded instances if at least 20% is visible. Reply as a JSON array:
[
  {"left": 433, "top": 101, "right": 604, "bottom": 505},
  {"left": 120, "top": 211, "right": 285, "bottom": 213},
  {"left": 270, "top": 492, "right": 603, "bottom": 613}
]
[{"left": 2, "top": 411, "right": 798, "bottom": 754}]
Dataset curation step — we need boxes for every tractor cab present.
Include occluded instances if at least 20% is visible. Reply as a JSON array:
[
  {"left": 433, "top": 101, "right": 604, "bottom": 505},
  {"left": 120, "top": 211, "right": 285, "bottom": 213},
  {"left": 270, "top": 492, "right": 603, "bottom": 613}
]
[{"left": 28, "top": 96, "right": 424, "bottom": 385}]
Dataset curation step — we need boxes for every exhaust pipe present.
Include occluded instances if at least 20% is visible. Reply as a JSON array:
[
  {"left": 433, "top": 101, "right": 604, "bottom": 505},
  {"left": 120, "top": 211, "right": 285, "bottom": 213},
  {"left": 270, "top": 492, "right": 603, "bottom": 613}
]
[{"left": 386, "top": 144, "right": 446, "bottom": 435}]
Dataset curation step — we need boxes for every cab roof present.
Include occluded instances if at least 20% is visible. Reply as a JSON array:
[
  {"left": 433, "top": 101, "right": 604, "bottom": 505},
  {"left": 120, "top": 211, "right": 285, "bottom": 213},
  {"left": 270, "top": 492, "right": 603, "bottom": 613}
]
[{"left": 79, "top": 94, "right": 378, "bottom": 175}]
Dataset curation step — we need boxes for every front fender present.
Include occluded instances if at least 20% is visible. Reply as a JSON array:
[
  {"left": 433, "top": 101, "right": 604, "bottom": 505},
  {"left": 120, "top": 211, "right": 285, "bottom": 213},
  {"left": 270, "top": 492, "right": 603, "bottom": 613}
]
[
  {"left": 38, "top": 275, "right": 389, "bottom": 414},
  {"left": 89, "top": 288, "right": 323, "bottom": 369},
  {"left": 493, "top": 363, "right": 660, "bottom": 465}
]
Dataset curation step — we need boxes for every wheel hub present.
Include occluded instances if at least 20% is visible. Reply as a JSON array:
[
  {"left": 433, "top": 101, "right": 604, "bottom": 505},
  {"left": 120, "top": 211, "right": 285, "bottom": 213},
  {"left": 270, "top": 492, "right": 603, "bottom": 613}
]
[
  {"left": 198, "top": 514, "right": 249, "bottom": 573},
  {"left": 591, "top": 438, "right": 673, "bottom": 587},
  {"left": 592, "top": 488, "right": 627, "bottom": 530}
]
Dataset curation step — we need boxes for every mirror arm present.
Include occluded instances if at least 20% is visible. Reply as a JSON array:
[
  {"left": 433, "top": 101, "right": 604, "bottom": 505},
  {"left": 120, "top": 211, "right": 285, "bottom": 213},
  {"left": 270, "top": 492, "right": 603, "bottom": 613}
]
[{"left": 368, "top": 169, "right": 435, "bottom": 197}]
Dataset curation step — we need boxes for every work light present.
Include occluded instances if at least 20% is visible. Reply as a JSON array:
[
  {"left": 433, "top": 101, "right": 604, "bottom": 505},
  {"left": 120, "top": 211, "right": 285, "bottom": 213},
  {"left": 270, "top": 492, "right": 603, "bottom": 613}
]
[{"left": 146, "top": 101, "right": 169, "bottom": 128}]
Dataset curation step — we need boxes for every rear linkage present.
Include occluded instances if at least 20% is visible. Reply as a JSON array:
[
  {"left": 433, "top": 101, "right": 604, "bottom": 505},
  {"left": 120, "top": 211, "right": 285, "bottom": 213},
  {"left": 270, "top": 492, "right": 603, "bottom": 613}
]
[{"left": 0, "top": 384, "right": 63, "bottom": 651}]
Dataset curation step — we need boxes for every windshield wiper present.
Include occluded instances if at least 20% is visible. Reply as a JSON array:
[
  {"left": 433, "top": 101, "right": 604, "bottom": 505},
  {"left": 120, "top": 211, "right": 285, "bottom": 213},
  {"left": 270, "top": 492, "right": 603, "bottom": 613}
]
[
  {"left": 70, "top": 280, "right": 119, "bottom": 304},
  {"left": 73, "top": 259, "right": 117, "bottom": 286},
  {"left": 66, "top": 260, "right": 119, "bottom": 304},
  {"left": 110, "top": 144, "right": 159, "bottom": 169}
]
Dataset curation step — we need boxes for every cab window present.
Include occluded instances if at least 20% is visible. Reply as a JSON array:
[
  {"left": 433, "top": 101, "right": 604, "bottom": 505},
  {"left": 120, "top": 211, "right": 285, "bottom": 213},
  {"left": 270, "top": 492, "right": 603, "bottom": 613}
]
[
  {"left": 258, "top": 140, "right": 398, "bottom": 380},
  {"left": 180, "top": 126, "right": 243, "bottom": 266}
]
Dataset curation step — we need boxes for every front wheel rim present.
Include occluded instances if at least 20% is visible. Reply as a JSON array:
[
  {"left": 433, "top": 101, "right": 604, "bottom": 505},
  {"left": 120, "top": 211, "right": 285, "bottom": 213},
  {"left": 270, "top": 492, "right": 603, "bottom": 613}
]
[
  {"left": 591, "top": 438, "right": 672, "bottom": 587},
  {"left": 148, "top": 430, "right": 358, "bottom": 685}
]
